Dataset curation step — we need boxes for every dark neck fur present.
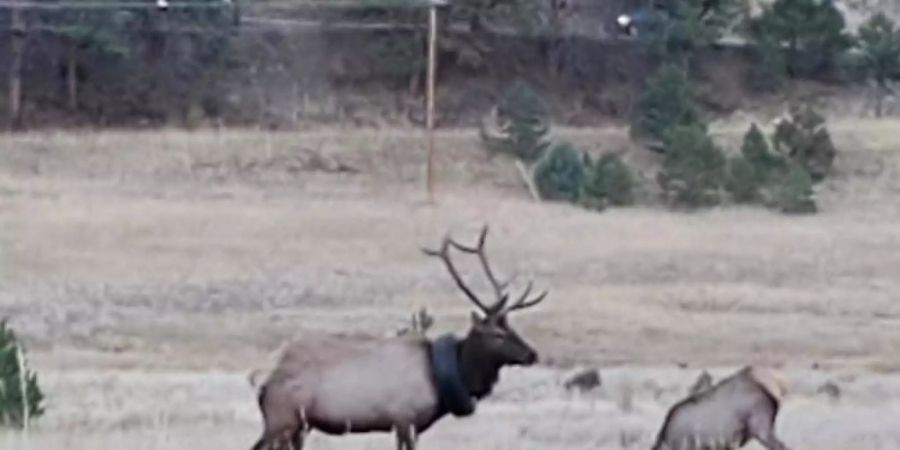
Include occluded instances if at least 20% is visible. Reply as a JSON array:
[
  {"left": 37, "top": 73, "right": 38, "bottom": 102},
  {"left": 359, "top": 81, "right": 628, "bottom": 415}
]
[{"left": 457, "top": 335, "right": 503, "bottom": 399}]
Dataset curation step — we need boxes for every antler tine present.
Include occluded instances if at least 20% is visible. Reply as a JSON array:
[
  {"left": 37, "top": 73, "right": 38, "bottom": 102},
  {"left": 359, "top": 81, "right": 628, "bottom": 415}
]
[
  {"left": 422, "top": 235, "right": 493, "bottom": 314},
  {"left": 445, "top": 225, "right": 508, "bottom": 312},
  {"left": 504, "top": 280, "right": 548, "bottom": 313}
]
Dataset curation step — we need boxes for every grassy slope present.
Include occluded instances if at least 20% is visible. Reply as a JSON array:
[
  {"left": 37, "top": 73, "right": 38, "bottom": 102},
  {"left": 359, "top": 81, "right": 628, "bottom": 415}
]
[{"left": 0, "top": 121, "right": 899, "bottom": 448}]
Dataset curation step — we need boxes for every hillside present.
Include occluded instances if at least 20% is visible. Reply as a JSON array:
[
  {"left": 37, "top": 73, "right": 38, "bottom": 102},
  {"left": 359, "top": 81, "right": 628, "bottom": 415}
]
[{"left": 3, "top": 0, "right": 900, "bottom": 129}]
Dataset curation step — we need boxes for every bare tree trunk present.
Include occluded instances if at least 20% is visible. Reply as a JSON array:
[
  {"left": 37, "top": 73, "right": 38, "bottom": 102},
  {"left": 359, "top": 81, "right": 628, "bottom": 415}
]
[
  {"left": 546, "top": 0, "right": 564, "bottom": 82},
  {"left": 515, "top": 160, "right": 541, "bottom": 202},
  {"left": 8, "top": 5, "right": 25, "bottom": 129},
  {"left": 874, "top": 81, "right": 892, "bottom": 118},
  {"left": 875, "top": 91, "right": 884, "bottom": 118},
  {"left": 67, "top": 39, "right": 78, "bottom": 111}
]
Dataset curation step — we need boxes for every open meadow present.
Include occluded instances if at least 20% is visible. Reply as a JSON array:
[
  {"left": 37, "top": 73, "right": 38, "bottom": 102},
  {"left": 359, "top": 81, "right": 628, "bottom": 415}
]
[{"left": 1, "top": 121, "right": 900, "bottom": 449}]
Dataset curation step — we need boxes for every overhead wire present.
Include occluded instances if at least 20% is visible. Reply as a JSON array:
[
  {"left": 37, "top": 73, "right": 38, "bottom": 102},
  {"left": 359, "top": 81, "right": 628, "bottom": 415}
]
[
  {"left": 0, "top": 17, "right": 426, "bottom": 32},
  {"left": 0, "top": 1, "right": 230, "bottom": 10},
  {"left": 0, "top": 0, "right": 434, "bottom": 10},
  {"left": 0, "top": 0, "right": 437, "bottom": 33},
  {"left": 0, "top": 0, "right": 646, "bottom": 39}
]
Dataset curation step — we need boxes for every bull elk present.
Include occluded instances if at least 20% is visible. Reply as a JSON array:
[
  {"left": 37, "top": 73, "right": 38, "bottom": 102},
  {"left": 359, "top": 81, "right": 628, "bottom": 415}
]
[
  {"left": 651, "top": 366, "right": 791, "bottom": 450},
  {"left": 250, "top": 226, "right": 548, "bottom": 450}
]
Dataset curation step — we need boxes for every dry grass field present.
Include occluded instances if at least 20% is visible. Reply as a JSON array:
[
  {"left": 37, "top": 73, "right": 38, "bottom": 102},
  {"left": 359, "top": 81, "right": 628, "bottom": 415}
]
[{"left": 1, "top": 120, "right": 899, "bottom": 449}]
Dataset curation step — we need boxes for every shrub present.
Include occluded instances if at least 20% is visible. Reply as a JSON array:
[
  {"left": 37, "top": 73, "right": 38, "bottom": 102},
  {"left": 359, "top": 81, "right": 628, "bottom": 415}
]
[
  {"left": 0, "top": 320, "right": 45, "bottom": 428},
  {"left": 533, "top": 142, "right": 584, "bottom": 202},
  {"left": 765, "top": 160, "right": 818, "bottom": 214},
  {"left": 771, "top": 103, "right": 837, "bottom": 182},
  {"left": 658, "top": 125, "right": 726, "bottom": 208},
  {"left": 726, "top": 155, "right": 763, "bottom": 204},
  {"left": 727, "top": 124, "right": 779, "bottom": 203},
  {"left": 726, "top": 123, "right": 819, "bottom": 213},
  {"left": 742, "top": 123, "right": 784, "bottom": 172},
  {"left": 479, "top": 80, "right": 551, "bottom": 163},
  {"left": 629, "top": 64, "right": 705, "bottom": 145},
  {"left": 579, "top": 153, "right": 635, "bottom": 210}
]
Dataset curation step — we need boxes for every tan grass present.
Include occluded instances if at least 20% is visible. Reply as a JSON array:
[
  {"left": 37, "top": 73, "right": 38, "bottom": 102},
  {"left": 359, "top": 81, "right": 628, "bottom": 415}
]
[{"left": 1, "top": 120, "right": 900, "bottom": 448}]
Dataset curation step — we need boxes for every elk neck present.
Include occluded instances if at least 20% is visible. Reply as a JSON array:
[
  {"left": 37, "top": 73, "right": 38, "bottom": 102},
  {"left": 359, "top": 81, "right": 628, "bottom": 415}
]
[{"left": 457, "top": 334, "right": 503, "bottom": 399}]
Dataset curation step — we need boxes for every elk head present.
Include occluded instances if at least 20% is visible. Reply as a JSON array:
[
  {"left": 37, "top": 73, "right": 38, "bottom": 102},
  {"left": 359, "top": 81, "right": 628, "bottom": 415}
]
[{"left": 424, "top": 226, "right": 547, "bottom": 370}]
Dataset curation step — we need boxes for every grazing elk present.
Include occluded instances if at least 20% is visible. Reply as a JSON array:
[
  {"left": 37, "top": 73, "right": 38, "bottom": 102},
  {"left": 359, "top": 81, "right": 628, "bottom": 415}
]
[
  {"left": 250, "top": 226, "right": 548, "bottom": 450},
  {"left": 652, "top": 366, "right": 791, "bottom": 450}
]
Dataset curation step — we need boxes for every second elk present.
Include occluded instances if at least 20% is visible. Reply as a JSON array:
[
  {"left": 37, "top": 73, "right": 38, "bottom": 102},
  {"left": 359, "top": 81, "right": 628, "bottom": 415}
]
[{"left": 652, "top": 366, "right": 791, "bottom": 450}]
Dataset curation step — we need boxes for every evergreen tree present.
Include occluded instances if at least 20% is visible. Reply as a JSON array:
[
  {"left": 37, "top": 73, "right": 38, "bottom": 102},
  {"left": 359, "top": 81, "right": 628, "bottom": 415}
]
[
  {"left": 749, "top": 0, "right": 853, "bottom": 79},
  {"left": 579, "top": 153, "right": 636, "bottom": 210},
  {"left": 533, "top": 142, "right": 585, "bottom": 202},
  {"left": 481, "top": 80, "right": 551, "bottom": 163},
  {"left": 0, "top": 320, "right": 44, "bottom": 428},
  {"left": 658, "top": 124, "right": 726, "bottom": 208},
  {"left": 630, "top": 64, "right": 705, "bottom": 145},
  {"left": 856, "top": 13, "right": 900, "bottom": 116}
]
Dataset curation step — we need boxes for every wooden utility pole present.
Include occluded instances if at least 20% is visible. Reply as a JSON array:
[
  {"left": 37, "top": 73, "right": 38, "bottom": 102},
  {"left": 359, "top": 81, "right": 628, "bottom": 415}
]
[
  {"left": 424, "top": 1, "right": 443, "bottom": 200},
  {"left": 67, "top": 39, "right": 79, "bottom": 111},
  {"left": 9, "top": 4, "right": 25, "bottom": 129}
]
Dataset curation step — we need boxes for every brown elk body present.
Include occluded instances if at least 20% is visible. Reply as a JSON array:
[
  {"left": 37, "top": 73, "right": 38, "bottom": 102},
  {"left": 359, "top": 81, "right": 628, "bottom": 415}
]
[
  {"left": 251, "top": 226, "right": 548, "bottom": 450},
  {"left": 652, "top": 366, "right": 790, "bottom": 450}
]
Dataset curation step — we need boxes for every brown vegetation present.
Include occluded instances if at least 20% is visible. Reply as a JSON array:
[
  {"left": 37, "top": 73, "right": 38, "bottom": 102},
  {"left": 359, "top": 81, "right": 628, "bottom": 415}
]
[{"left": 0, "top": 121, "right": 899, "bottom": 448}]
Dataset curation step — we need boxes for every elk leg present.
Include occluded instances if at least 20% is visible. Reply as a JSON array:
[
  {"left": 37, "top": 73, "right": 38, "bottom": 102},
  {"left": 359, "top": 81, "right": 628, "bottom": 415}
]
[
  {"left": 250, "top": 429, "right": 293, "bottom": 450},
  {"left": 395, "top": 423, "right": 417, "bottom": 450},
  {"left": 290, "top": 428, "right": 305, "bottom": 450},
  {"left": 250, "top": 436, "right": 268, "bottom": 450},
  {"left": 748, "top": 411, "right": 790, "bottom": 450}
]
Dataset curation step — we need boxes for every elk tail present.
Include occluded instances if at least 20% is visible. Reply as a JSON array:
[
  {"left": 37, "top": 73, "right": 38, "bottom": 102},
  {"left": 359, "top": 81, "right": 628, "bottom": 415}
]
[
  {"left": 256, "top": 384, "right": 269, "bottom": 412},
  {"left": 749, "top": 366, "right": 789, "bottom": 403},
  {"left": 248, "top": 369, "right": 261, "bottom": 388},
  {"left": 248, "top": 367, "right": 274, "bottom": 389}
]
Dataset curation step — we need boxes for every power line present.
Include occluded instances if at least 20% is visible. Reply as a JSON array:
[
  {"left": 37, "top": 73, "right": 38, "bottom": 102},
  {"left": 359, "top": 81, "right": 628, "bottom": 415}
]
[
  {"left": 242, "top": 16, "right": 422, "bottom": 30},
  {"left": 0, "top": 19, "right": 423, "bottom": 32},
  {"left": 0, "top": 0, "right": 433, "bottom": 10},
  {"left": 0, "top": 1, "right": 230, "bottom": 9},
  {"left": 0, "top": 16, "right": 625, "bottom": 38}
]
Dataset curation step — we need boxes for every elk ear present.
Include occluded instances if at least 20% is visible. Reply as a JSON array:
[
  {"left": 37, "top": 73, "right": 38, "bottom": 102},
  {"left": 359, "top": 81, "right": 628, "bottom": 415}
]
[{"left": 471, "top": 311, "right": 485, "bottom": 325}]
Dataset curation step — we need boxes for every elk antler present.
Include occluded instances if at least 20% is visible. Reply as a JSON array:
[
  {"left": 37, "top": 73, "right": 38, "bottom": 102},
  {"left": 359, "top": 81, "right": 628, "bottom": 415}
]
[
  {"left": 503, "top": 280, "right": 548, "bottom": 314},
  {"left": 444, "top": 225, "right": 509, "bottom": 311},
  {"left": 424, "top": 225, "right": 548, "bottom": 317},
  {"left": 423, "top": 232, "right": 499, "bottom": 315}
]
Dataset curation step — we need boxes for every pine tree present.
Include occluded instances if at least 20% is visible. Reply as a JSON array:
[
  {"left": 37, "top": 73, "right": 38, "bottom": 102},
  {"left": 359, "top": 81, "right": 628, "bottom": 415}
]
[
  {"left": 0, "top": 320, "right": 44, "bottom": 428},
  {"left": 481, "top": 81, "right": 551, "bottom": 163},
  {"left": 579, "top": 153, "right": 636, "bottom": 210},
  {"left": 658, "top": 125, "right": 726, "bottom": 208},
  {"left": 629, "top": 64, "right": 705, "bottom": 145},
  {"left": 750, "top": 0, "right": 853, "bottom": 79},
  {"left": 533, "top": 142, "right": 585, "bottom": 202},
  {"left": 857, "top": 13, "right": 900, "bottom": 116}
]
